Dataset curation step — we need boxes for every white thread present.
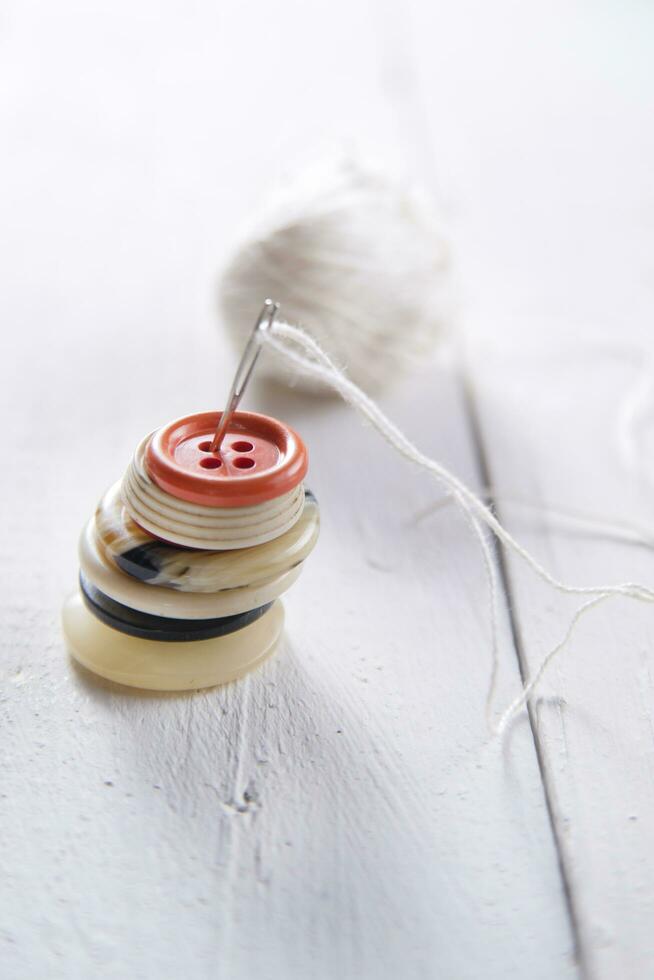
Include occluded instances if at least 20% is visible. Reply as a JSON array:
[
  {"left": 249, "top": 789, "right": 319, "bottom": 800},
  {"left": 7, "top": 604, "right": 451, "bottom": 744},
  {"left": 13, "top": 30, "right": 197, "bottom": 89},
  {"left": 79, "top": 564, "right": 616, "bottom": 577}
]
[
  {"left": 219, "top": 156, "right": 452, "bottom": 393},
  {"left": 264, "top": 321, "right": 654, "bottom": 737},
  {"left": 411, "top": 491, "right": 654, "bottom": 552}
]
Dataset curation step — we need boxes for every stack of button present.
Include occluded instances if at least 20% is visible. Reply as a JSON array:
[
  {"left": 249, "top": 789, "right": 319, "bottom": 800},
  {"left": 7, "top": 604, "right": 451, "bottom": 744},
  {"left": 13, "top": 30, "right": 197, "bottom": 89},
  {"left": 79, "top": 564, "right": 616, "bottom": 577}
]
[{"left": 62, "top": 410, "right": 319, "bottom": 690}]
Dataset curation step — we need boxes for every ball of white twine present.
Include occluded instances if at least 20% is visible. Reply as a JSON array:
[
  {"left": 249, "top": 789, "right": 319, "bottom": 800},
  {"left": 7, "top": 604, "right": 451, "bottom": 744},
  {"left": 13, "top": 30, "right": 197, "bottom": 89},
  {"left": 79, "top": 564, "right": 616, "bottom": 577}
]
[{"left": 219, "top": 156, "right": 452, "bottom": 393}]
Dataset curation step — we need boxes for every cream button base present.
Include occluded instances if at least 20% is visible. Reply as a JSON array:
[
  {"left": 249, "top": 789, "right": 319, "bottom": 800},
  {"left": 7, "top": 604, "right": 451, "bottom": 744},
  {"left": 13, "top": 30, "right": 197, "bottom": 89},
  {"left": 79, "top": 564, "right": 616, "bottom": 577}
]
[{"left": 62, "top": 593, "right": 284, "bottom": 691}]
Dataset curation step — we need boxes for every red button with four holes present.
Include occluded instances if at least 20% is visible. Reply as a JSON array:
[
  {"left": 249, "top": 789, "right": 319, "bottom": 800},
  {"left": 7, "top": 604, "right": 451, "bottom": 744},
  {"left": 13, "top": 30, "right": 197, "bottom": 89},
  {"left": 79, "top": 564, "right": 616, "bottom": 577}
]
[{"left": 145, "top": 411, "right": 308, "bottom": 507}]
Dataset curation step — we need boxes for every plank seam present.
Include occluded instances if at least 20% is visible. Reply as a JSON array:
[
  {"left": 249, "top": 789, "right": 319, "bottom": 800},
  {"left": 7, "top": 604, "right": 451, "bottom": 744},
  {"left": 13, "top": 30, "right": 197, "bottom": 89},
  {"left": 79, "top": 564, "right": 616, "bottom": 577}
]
[{"left": 460, "top": 369, "right": 588, "bottom": 979}]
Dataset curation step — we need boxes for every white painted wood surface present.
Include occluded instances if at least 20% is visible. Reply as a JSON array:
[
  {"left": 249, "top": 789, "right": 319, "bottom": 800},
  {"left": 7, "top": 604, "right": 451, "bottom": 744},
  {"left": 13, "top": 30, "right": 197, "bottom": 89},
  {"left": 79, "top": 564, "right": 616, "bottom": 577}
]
[
  {"left": 0, "top": 2, "right": 652, "bottom": 978},
  {"left": 408, "top": 4, "right": 654, "bottom": 976}
]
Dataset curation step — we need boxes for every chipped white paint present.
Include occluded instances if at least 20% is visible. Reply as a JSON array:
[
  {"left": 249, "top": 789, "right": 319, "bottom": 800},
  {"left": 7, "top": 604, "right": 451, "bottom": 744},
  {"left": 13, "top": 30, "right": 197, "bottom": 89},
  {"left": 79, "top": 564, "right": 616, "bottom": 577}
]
[{"left": 1, "top": 1, "right": 652, "bottom": 978}]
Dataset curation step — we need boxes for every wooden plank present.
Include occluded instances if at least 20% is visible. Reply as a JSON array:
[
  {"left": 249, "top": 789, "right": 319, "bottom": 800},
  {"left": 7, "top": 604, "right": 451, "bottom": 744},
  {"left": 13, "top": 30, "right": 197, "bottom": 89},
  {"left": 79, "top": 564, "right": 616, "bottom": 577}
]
[
  {"left": 406, "top": 0, "right": 654, "bottom": 975},
  {"left": 0, "top": 2, "right": 577, "bottom": 977},
  {"left": 471, "top": 338, "right": 654, "bottom": 980}
]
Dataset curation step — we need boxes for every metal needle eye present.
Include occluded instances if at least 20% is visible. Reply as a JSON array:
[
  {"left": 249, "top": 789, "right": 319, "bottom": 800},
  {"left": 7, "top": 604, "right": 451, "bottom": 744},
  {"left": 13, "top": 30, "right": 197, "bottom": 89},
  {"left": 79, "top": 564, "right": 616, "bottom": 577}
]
[{"left": 210, "top": 299, "right": 279, "bottom": 453}]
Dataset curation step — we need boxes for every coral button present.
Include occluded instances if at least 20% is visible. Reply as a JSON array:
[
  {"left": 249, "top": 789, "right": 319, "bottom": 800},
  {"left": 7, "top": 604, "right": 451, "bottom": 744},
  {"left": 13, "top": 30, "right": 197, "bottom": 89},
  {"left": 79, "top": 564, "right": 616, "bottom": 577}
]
[{"left": 145, "top": 411, "right": 308, "bottom": 507}]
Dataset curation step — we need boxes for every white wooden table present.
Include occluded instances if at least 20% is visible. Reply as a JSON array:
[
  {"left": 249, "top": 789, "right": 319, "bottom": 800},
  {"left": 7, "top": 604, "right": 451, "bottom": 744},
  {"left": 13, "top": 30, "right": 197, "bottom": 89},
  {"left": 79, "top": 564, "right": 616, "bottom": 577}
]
[{"left": 2, "top": 2, "right": 653, "bottom": 977}]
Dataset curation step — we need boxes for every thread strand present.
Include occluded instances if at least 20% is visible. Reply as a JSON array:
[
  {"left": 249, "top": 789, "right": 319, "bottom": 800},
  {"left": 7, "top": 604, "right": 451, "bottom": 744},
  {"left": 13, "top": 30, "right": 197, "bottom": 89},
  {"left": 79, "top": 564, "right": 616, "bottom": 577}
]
[{"left": 265, "top": 321, "right": 654, "bottom": 735}]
